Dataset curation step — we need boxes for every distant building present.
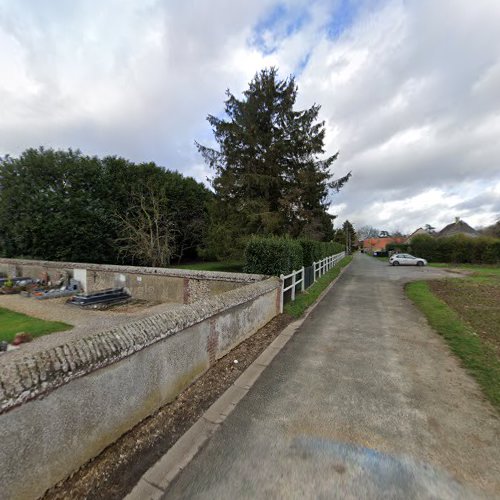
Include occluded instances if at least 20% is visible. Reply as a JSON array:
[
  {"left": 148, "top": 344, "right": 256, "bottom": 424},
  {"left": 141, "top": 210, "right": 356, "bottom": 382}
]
[
  {"left": 437, "top": 217, "right": 479, "bottom": 238},
  {"left": 406, "top": 227, "right": 431, "bottom": 243},
  {"left": 362, "top": 236, "right": 407, "bottom": 253}
]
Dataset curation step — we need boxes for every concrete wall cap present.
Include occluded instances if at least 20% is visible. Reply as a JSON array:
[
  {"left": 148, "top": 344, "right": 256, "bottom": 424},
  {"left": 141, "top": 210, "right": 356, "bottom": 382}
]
[{"left": 0, "top": 257, "right": 267, "bottom": 283}]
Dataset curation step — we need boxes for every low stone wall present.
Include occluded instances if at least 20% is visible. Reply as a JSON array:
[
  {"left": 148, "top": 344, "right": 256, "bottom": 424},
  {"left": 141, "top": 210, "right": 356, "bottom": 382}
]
[
  {"left": 0, "top": 277, "right": 281, "bottom": 500},
  {"left": 0, "top": 258, "right": 263, "bottom": 303}
]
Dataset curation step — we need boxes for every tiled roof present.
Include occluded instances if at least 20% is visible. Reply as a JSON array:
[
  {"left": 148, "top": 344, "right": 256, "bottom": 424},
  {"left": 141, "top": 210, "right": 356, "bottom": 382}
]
[{"left": 438, "top": 219, "right": 478, "bottom": 238}]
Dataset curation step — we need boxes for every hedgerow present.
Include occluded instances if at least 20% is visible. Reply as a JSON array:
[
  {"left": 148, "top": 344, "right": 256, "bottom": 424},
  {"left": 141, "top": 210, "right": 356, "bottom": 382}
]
[
  {"left": 244, "top": 237, "right": 344, "bottom": 275},
  {"left": 410, "top": 234, "right": 500, "bottom": 264}
]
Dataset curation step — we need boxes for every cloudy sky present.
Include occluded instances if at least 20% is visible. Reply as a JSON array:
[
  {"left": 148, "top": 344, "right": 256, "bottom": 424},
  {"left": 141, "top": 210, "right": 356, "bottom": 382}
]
[{"left": 1, "top": 0, "right": 499, "bottom": 233}]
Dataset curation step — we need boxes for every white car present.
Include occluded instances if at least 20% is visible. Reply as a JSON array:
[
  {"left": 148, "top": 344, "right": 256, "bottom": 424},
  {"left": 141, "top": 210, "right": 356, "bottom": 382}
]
[{"left": 389, "top": 253, "right": 427, "bottom": 266}]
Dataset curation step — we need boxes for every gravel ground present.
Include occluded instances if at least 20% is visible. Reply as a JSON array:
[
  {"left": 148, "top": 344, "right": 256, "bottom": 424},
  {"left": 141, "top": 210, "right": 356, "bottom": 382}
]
[
  {"left": 41, "top": 313, "right": 293, "bottom": 500},
  {"left": 0, "top": 294, "right": 181, "bottom": 361}
]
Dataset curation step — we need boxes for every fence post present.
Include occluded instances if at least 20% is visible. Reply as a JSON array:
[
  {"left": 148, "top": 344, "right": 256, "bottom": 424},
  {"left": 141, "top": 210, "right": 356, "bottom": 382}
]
[
  {"left": 301, "top": 266, "right": 305, "bottom": 291},
  {"left": 279, "top": 274, "right": 284, "bottom": 313},
  {"left": 291, "top": 271, "right": 296, "bottom": 301}
]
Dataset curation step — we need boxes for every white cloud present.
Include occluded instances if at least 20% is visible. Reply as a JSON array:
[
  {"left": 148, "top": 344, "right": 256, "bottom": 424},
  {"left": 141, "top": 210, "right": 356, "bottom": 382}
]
[{"left": 0, "top": 0, "right": 499, "bottom": 233}]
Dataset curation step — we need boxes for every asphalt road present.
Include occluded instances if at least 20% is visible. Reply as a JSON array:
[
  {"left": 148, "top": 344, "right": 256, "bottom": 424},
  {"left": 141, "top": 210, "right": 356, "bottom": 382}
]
[{"left": 163, "top": 254, "right": 500, "bottom": 499}]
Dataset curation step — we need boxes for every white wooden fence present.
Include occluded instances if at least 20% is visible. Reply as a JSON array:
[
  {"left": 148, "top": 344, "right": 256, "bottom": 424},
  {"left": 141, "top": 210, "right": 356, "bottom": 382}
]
[{"left": 279, "top": 251, "right": 345, "bottom": 313}]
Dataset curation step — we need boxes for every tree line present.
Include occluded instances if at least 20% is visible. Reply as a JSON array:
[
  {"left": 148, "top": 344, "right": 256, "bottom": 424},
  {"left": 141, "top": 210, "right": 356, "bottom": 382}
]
[
  {"left": 0, "top": 68, "right": 350, "bottom": 266},
  {"left": 0, "top": 148, "right": 211, "bottom": 266}
]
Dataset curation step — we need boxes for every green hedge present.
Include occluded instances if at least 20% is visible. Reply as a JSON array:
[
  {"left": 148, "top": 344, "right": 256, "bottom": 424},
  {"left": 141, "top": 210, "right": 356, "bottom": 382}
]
[
  {"left": 244, "top": 237, "right": 303, "bottom": 275},
  {"left": 386, "top": 242, "right": 410, "bottom": 253},
  {"left": 244, "top": 237, "right": 344, "bottom": 275},
  {"left": 410, "top": 234, "right": 500, "bottom": 264}
]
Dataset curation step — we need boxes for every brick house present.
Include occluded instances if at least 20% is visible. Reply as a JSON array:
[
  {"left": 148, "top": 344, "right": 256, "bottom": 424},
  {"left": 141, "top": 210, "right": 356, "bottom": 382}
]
[{"left": 361, "top": 236, "right": 407, "bottom": 253}]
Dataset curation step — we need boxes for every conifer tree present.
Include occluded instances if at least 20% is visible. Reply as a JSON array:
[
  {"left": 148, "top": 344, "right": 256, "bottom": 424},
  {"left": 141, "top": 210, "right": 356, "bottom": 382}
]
[{"left": 197, "top": 67, "right": 350, "bottom": 258}]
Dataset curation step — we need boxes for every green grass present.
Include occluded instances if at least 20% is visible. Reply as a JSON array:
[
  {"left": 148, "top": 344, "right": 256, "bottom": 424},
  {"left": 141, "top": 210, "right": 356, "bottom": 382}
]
[
  {"left": 0, "top": 307, "right": 71, "bottom": 343},
  {"left": 406, "top": 280, "right": 500, "bottom": 411},
  {"left": 429, "top": 263, "right": 500, "bottom": 276},
  {"left": 284, "top": 256, "right": 352, "bottom": 318},
  {"left": 171, "top": 261, "right": 244, "bottom": 273}
]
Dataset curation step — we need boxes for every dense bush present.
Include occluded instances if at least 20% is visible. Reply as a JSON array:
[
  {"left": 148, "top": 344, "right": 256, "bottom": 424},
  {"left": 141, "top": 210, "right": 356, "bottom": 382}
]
[
  {"left": 299, "top": 239, "right": 321, "bottom": 267},
  {"left": 244, "top": 237, "right": 344, "bottom": 275},
  {"left": 0, "top": 148, "right": 211, "bottom": 265},
  {"left": 299, "top": 240, "right": 343, "bottom": 266},
  {"left": 320, "top": 241, "right": 345, "bottom": 259},
  {"left": 410, "top": 234, "right": 500, "bottom": 264},
  {"left": 244, "top": 237, "right": 303, "bottom": 275},
  {"left": 386, "top": 242, "right": 410, "bottom": 253}
]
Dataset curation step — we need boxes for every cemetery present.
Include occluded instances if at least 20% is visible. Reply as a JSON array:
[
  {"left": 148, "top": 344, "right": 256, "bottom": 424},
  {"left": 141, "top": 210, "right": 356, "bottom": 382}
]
[{"left": 0, "top": 256, "right": 281, "bottom": 499}]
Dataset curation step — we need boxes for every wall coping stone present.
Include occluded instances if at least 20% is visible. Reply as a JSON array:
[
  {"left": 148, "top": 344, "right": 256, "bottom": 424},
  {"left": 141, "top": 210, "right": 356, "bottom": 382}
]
[
  {"left": 0, "top": 257, "right": 265, "bottom": 283},
  {"left": 0, "top": 277, "right": 280, "bottom": 414}
]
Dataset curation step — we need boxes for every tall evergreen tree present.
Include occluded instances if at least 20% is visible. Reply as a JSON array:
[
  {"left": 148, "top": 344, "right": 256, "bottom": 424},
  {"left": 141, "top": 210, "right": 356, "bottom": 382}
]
[
  {"left": 342, "top": 220, "right": 356, "bottom": 253},
  {"left": 197, "top": 67, "right": 350, "bottom": 259}
]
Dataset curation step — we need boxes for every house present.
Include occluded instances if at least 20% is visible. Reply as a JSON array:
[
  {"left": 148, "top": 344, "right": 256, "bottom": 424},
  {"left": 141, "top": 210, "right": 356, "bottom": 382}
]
[
  {"left": 406, "top": 227, "right": 431, "bottom": 243},
  {"left": 362, "top": 236, "right": 407, "bottom": 254},
  {"left": 438, "top": 217, "right": 479, "bottom": 238}
]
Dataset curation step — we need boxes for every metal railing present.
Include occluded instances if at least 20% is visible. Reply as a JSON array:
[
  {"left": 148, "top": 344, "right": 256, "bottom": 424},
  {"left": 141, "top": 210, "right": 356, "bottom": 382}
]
[{"left": 279, "top": 251, "right": 345, "bottom": 312}]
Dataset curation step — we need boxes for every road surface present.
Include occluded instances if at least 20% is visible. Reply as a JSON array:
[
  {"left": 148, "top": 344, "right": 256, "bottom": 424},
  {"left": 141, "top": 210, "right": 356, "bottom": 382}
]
[{"left": 163, "top": 254, "right": 500, "bottom": 499}]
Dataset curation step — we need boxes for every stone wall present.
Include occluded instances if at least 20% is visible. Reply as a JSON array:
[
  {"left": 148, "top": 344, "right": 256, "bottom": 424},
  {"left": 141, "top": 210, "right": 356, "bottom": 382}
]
[
  {"left": 0, "top": 258, "right": 264, "bottom": 304},
  {"left": 0, "top": 277, "right": 281, "bottom": 500}
]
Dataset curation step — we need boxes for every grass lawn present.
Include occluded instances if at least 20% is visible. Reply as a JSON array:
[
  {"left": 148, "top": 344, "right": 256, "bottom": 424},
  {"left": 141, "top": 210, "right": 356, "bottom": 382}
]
[
  {"left": 171, "top": 261, "right": 244, "bottom": 273},
  {"left": 429, "top": 262, "right": 500, "bottom": 276},
  {"left": 406, "top": 264, "right": 500, "bottom": 411},
  {"left": 0, "top": 306, "right": 71, "bottom": 343},
  {"left": 284, "top": 256, "right": 352, "bottom": 318}
]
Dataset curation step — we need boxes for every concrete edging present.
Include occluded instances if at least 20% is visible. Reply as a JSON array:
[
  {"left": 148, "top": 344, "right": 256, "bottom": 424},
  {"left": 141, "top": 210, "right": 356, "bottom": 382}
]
[{"left": 125, "top": 258, "right": 352, "bottom": 499}]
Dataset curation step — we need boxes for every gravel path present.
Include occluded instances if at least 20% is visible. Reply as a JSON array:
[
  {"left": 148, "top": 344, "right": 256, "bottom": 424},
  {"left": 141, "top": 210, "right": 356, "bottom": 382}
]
[{"left": 0, "top": 294, "right": 181, "bottom": 361}]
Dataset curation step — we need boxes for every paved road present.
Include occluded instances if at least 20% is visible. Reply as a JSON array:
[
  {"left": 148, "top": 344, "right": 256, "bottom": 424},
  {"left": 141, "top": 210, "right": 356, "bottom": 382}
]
[{"left": 164, "top": 254, "right": 500, "bottom": 499}]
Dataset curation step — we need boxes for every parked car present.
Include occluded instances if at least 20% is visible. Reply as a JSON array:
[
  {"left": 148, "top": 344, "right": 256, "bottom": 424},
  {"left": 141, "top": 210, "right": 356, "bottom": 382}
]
[{"left": 389, "top": 253, "right": 427, "bottom": 266}]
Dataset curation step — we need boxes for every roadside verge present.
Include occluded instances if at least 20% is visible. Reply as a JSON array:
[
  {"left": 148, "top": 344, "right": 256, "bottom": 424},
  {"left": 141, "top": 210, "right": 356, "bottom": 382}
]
[{"left": 406, "top": 280, "right": 500, "bottom": 412}]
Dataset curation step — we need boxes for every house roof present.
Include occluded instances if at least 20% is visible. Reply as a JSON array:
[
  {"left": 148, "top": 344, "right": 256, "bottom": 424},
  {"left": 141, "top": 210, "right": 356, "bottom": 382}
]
[
  {"left": 406, "top": 227, "right": 433, "bottom": 242},
  {"left": 362, "top": 237, "right": 406, "bottom": 250},
  {"left": 438, "top": 218, "right": 478, "bottom": 238}
]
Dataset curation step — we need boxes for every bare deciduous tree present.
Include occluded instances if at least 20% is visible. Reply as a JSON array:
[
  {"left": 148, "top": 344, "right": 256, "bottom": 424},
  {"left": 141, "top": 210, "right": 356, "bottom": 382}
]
[{"left": 115, "top": 183, "right": 177, "bottom": 268}]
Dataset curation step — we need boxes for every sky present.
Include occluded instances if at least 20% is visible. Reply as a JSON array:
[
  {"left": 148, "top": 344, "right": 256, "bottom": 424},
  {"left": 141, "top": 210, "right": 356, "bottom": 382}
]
[{"left": 1, "top": 0, "right": 499, "bottom": 234}]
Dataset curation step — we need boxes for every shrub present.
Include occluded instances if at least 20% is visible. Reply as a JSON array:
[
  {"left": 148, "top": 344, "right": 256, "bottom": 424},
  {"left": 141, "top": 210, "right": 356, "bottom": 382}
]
[
  {"left": 482, "top": 239, "right": 500, "bottom": 264},
  {"left": 320, "top": 241, "right": 344, "bottom": 258},
  {"left": 299, "top": 239, "right": 321, "bottom": 267},
  {"left": 410, "top": 234, "right": 437, "bottom": 261},
  {"left": 244, "top": 237, "right": 345, "bottom": 275},
  {"left": 386, "top": 242, "right": 410, "bottom": 253},
  {"left": 410, "top": 234, "right": 500, "bottom": 264},
  {"left": 244, "top": 237, "right": 303, "bottom": 275}
]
